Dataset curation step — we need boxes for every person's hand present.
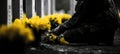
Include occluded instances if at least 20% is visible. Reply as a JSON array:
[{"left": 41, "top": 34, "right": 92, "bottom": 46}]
[
  {"left": 50, "top": 25, "right": 67, "bottom": 36},
  {"left": 47, "top": 33, "right": 57, "bottom": 42},
  {"left": 48, "top": 33, "right": 69, "bottom": 45},
  {"left": 50, "top": 25, "right": 61, "bottom": 35},
  {"left": 41, "top": 32, "right": 69, "bottom": 45}
]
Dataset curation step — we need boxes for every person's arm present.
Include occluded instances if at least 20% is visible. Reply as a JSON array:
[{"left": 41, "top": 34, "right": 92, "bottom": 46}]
[{"left": 52, "top": 0, "right": 105, "bottom": 35}]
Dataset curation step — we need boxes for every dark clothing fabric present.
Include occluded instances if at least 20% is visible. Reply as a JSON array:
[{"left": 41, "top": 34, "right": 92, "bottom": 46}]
[
  {"left": 53, "top": 0, "right": 119, "bottom": 45},
  {"left": 63, "top": 27, "right": 115, "bottom": 45}
]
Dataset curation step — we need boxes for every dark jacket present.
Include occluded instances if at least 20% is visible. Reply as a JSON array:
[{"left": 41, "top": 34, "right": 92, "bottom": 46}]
[
  {"left": 52, "top": 0, "right": 119, "bottom": 45},
  {"left": 53, "top": 0, "right": 118, "bottom": 35}
]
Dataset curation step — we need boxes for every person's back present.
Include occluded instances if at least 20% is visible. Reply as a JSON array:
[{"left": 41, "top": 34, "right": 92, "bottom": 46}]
[
  {"left": 49, "top": 0, "right": 119, "bottom": 46},
  {"left": 73, "top": 0, "right": 119, "bottom": 45}
]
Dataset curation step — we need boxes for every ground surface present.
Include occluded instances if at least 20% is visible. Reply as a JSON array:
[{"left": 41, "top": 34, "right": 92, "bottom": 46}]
[{"left": 24, "top": 30, "right": 120, "bottom": 54}]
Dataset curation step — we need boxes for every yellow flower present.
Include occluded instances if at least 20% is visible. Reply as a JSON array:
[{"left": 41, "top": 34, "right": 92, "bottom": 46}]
[
  {"left": 8, "top": 24, "right": 34, "bottom": 43},
  {"left": 119, "top": 13, "right": 120, "bottom": 18},
  {"left": 39, "top": 18, "right": 51, "bottom": 30},
  {"left": 21, "top": 13, "right": 29, "bottom": 24},
  {"left": 0, "top": 25, "right": 8, "bottom": 37},
  {"left": 27, "top": 15, "right": 51, "bottom": 30},
  {"left": 2, "top": 17, "right": 35, "bottom": 43},
  {"left": 21, "top": 27, "right": 34, "bottom": 43},
  {"left": 27, "top": 15, "right": 41, "bottom": 30},
  {"left": 60, "top": 37, "right": 69, "bottom": 45},
  {"left": 48, "top": 13, "right": 71, "bottom": 25},
  {"left": 61, "top": 14, "right": 71, "bottom": 20}
]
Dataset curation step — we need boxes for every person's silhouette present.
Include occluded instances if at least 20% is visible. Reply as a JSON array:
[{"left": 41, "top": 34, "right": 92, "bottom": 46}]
[{"left": 51, "top": 0, "right": 119, "bottom": 46}]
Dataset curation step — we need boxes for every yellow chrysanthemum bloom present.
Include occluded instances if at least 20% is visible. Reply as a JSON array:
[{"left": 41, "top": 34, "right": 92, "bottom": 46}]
[
  {"left": 50, "top": 13, "right": 62, "bottom": 24},
  {"left": 39, "top": 17, "right": 51, "bottom": 30},
  {"left": 21, "top": 13, "right": 29, "bottom": 24},
  {"left": 119, "top": 13, "right": 120, "bottom": 18},
  {"left": 0, "top": 25, "right": 8, "bottom": 37},
  {"left": 60, "top": 14, "right": 71, "bottom": 20},
  {"left": 8, "top": 25, "right": 34, "bottom": 43},
  {"left": 19, "top": 27, "right": 34, "bottom": 43},
  {"left": 28, "top": 15, "right": 51, "bottom": 31},
  {"left": 28, "top": 15, "right": 41, "bottom": 30},
  {"left": 6, "top": 18, "right": 35, "bottom": 43},
  {"left": 45, "top": 13, "right": 71, "bottom": 25}
]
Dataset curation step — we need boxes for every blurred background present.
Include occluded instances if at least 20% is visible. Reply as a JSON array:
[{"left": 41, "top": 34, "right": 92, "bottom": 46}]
[
  {"left": 0, "top": 0, "right": 120, "bottom": 25},
  {"left": 0, "top": 0, "right": 77, "bottom": 25}
]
